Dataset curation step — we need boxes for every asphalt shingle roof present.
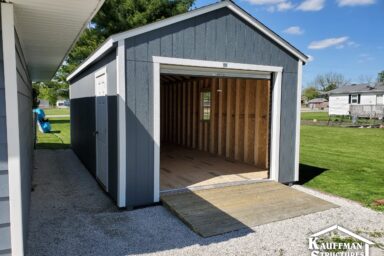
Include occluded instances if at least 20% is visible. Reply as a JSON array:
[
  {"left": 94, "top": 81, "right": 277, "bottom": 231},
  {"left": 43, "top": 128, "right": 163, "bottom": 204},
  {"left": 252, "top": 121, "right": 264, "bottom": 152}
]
[{"left": 329, "top": 83, "right": 384, "bottom": 94}]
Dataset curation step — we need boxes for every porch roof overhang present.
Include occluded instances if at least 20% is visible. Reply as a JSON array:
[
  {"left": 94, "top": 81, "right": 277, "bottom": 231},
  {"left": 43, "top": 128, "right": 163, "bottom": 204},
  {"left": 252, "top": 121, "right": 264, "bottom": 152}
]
[{"left": 10, "top": 0, "right": 105, "bottom": 81}]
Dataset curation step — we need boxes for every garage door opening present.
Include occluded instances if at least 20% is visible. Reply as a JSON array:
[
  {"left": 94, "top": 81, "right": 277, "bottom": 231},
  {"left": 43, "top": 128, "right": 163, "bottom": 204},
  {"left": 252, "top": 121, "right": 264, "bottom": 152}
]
[{"left": 160, "top": 73, "right": 271, "bottom": 192}]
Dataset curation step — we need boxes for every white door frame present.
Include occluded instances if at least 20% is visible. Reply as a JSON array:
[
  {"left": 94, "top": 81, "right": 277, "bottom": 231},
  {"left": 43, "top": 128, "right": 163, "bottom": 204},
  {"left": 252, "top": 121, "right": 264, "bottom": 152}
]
[{"left": 152, "top": 56, "right": 283, "bottom": 202}]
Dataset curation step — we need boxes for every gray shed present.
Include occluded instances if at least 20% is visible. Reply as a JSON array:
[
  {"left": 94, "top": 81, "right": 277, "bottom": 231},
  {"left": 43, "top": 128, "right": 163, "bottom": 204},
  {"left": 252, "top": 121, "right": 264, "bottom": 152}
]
[{"left": 68, "top": 0, "right": 308, "bottom": 209}]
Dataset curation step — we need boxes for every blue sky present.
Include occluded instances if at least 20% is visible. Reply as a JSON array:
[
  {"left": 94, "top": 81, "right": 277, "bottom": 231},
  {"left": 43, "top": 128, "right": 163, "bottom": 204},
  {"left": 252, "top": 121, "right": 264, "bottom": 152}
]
[{"left": 194, "top": 0, "right": 384, "bottom": 87}]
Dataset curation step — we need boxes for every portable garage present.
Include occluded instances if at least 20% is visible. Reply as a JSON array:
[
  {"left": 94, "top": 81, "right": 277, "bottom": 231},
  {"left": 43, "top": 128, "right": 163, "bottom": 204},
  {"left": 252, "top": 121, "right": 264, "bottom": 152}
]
[{"left": 68, "top": 0, "right": 308, "bottom": 209}]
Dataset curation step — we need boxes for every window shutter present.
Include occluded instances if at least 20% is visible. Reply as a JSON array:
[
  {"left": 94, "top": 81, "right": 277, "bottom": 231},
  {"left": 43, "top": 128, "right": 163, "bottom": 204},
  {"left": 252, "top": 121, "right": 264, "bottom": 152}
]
[
  {"left": 358, "top": 94, "right": 361, "bottom": 104},
  {"left": 348, "top": 94, "right": 351, "bottom": 104}
]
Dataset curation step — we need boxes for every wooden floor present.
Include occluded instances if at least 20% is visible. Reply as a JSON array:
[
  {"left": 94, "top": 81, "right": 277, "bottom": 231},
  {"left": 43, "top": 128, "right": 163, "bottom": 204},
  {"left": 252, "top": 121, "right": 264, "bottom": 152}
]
[
  {"left": 161, "top": 181, "right": 338, "bottom": 237},
  {"left": 160, "top": 145, "right": 268, "bottom": 191}
]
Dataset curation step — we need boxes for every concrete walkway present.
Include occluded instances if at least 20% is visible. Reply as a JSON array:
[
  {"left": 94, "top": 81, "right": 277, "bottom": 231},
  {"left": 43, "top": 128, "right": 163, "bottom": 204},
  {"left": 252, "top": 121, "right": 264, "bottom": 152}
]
[{"left": 27, "top": 150, "right": 384, "bottom": 256}]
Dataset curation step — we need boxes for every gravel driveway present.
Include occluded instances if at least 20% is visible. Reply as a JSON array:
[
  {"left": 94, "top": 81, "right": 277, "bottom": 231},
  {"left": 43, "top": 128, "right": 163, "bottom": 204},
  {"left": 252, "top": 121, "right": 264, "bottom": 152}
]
[{"left": 27, "top": 150, "right": 384, "bottom": 256}]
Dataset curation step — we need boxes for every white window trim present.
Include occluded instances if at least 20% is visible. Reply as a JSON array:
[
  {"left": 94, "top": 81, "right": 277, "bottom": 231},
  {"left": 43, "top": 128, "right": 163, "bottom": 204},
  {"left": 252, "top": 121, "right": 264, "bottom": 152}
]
[
  {"left": 350, "top": 94, "right": 359, "bottom": 105},
  {"left": 116, "top": 40, "right": 126, "bottom": 207},
  {"left": 152, "top": 56, "right": 283, "bottom": 202},
  {"left": 2, "top": 3, "right": 24, "bottom": 256}
]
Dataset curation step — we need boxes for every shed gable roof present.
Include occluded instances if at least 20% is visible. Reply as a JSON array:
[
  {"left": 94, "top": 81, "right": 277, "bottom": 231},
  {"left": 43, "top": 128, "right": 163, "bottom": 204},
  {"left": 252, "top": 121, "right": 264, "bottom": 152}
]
[{"left": 68, "top": 0, "right": 308, "bottom": 81}]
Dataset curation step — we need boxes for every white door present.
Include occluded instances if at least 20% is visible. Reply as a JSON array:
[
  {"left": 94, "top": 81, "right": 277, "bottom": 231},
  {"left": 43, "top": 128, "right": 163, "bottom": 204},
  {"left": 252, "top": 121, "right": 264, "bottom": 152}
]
[{"left": 95, "top": 69, "right": 108, "bottom": 191}]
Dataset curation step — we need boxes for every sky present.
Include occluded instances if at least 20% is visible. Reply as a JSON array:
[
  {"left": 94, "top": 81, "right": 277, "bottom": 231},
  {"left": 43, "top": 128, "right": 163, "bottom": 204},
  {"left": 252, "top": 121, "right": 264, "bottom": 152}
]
[{"left": 194, "top": 0, "right": 384, "bottom": 87}]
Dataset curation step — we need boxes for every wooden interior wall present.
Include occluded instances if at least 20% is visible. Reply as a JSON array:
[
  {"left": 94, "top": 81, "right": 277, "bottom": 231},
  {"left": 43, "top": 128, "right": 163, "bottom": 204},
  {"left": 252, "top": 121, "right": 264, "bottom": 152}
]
[{"left": 160, "top": 77, "right": 270, "bottom": 169}]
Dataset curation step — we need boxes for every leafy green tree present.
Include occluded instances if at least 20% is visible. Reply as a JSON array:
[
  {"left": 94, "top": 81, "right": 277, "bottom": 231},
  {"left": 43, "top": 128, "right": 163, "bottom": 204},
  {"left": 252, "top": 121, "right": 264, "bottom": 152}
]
[
  {"left": 36, "top": 0, "right": 195, "bottom": 102},
  {"left": 302, "top": 86, "right": 319, "bottom": 100},
  {"left": 377, "top": 70, "right": 384, "bottom": 83},
  {"left": 34, "top": 81, "right": 68, "bottom": 106},
  {"left": 60, "top": 0, "right": 195, "bottom": 79}
]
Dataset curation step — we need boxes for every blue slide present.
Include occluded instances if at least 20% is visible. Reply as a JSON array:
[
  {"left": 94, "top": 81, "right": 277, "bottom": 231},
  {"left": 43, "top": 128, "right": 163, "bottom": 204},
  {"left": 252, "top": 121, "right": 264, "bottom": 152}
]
[{"left": 33, "top": 108, "right": 51, "bottom": 133}]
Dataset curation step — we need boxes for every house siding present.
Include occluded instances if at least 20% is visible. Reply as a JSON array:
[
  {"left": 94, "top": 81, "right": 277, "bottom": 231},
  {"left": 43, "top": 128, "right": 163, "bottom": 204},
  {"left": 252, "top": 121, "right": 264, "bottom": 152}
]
[
  {"left": 70, "top": 49, "right": 118, "bottom": 202},
  {"left": 329, "top": 93, "right": 383, "bottom": 115},
  {"left": 124, "top": 8, "right": 299, "bottom": 207},
  {"left": 15, "top": 30, "right": 33, "bottom": 250},
  {"left": 0, "top": 10, "right": 11, "bottom": 254}
]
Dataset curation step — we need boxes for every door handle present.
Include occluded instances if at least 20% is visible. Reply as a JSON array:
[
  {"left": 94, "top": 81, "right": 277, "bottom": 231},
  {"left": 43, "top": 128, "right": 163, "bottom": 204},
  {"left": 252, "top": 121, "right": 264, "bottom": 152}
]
[{"left": 93, "top": 131, "right": 99, "bottom": 136}]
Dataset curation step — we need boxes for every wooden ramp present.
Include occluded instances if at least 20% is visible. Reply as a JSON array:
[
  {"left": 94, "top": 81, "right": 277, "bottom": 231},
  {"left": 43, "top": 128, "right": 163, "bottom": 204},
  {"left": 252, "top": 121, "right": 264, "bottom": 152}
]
[{"left": 161, "top": 181, "right": 337, "bottom": 237}]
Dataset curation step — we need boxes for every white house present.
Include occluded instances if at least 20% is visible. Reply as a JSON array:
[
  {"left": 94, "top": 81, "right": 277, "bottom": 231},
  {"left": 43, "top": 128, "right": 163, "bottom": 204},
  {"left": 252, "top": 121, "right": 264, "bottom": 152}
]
[{"left": 328, "top": 83, "right": 384, "bottom": 116}]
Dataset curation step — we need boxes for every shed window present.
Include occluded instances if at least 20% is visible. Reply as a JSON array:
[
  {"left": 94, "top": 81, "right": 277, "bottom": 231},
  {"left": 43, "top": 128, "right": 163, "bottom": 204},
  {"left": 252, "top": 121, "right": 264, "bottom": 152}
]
[{"left": 201, "top": 91, "right": 211, "bottom": 121}]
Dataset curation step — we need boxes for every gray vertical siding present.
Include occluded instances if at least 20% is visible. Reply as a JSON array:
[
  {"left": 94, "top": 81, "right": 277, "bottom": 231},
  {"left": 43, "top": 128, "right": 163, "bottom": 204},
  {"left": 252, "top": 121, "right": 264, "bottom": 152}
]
[
  {"left": 15, "top": 31, "right": 33, "bottom": 250},
  {"left": 0, "top": 11, "right": 11, "bottom": 255},
  {"left": 125, "top": 7, "right": 299, "bottom": 206},
  {"left": 70, "top": 49, "right": 119, "bottom": 202}
]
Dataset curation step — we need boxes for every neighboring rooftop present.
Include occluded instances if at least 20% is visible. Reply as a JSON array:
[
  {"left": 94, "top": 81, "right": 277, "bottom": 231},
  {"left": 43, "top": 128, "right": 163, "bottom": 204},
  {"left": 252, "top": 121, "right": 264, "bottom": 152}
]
[
  {"left": 308, "top": 98, "right": 327, "bottom": 103},
  {"left": 329, "top": 83, "right": 384, "bottom": 94}
]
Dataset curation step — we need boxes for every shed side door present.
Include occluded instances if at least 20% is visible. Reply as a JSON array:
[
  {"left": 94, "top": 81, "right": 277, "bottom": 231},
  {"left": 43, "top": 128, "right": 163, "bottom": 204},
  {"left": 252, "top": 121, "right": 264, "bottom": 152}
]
[{"left": 95, "top": 69, "right": 109, "bottom": 191}]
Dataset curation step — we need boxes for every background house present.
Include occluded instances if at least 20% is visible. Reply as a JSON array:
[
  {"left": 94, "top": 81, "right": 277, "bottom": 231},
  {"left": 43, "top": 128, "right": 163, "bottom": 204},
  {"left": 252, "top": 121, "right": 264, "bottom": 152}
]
[
  {"left": 328, "top": 83, "right": 384, "bottom": 117},
  {"left": 307, "top": 98, "right": 328, "bottom": 110}
]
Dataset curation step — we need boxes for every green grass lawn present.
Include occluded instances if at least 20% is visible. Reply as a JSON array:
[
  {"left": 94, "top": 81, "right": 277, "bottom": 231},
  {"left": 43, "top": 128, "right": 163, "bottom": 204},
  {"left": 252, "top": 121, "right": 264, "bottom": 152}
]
[
  {"left": 36, "top": 117, "right": 70, "bottom": 149},
  {"left": 301, "top": 112, "right": 330, "bottom": 121},
  {"left": 300, "top": 125, "right": 384, "bottom": 211},
  {"left": 35, "top": 114, "right": 384, "bottom": 211},
  {"left": 43, "top": 108, "right": 70, "bottom": 116}
]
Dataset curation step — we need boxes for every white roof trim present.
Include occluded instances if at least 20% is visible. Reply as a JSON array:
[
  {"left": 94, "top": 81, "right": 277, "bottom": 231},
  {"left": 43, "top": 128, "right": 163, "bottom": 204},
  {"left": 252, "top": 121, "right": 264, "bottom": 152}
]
[{"left": 68, "top": 0, "right": 308, "bottom": 81}]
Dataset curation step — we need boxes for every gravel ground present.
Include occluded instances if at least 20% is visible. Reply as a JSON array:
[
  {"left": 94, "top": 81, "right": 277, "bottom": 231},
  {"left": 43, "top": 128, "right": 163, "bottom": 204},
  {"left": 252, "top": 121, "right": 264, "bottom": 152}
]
[{"left": 27, "top": 150, "right": 384, "bottom": 256}]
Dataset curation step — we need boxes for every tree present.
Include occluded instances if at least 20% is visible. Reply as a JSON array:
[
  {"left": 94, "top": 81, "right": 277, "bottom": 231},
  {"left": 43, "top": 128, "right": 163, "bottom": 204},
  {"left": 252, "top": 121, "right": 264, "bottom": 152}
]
[
  {"left": 34, "top": 81, "right": 68, "bottom": 106},
  {"left": 358, "top": 74, "right": 374, "bottom": 85},
  {"left": 302, "top": 86, "right": 319, "bottom": 100},
  {"left": 36, "top": 0, "right": 195, "bottom": 102},
  {"left": 312, "top": 72, "right": 349, "bottom": 92},
  {"left": 60, "top": 0, "right": 195, "bottom": 78},
  {"left": 377, "top": 70, "right": 384, "bottom": 83}
]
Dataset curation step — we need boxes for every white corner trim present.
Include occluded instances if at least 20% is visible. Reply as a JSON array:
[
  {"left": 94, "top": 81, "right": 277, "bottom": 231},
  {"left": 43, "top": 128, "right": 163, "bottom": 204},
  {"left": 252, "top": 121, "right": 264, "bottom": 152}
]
[
  {"left": 270, "top": 71, "right": 282, "bottom": 181},
  {"left": 67, "top": 38, "right": 114, "bottom": 81},
  {"left": 153, "top": 62, "right": 161, "bottom": 203},
  {"left": 294, "top": 60, "right": 303, "bottom": 182},
  {"left": 1, "top": 3, "right": 24, "bottom": 256},
  {"left": 117, "top": 40, "right": 127, "bottom": 207},
  {"left": 152, "top": 56, "right": 283, "bottom": 199}
]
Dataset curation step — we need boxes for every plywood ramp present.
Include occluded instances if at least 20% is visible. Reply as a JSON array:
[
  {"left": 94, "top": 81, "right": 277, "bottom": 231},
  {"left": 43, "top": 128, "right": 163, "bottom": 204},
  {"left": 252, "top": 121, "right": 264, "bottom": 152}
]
[
  {"left": 161, "top": 182, "right": 338, "bottom": 237},
  {"left": 161, "top": 145, "right": 268, "bottom": 191}
]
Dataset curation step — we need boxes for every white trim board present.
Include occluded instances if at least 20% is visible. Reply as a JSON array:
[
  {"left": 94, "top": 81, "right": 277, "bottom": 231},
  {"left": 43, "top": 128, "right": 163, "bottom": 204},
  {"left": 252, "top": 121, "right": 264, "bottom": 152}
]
[
  {"left": 152, "top": 56, "right": 282, "bottom": 202},
  {"left": 2, "top": 3, "right": 24, "bottom": 256},
  {"left": 294, "top": 60, "right": 303, "bottom": 182},
  {"left": 67, "top": 1, "right": 307, "bottom": 81},
  {"left": 116, "top": 40, "right": 127, "bottom": 207}
]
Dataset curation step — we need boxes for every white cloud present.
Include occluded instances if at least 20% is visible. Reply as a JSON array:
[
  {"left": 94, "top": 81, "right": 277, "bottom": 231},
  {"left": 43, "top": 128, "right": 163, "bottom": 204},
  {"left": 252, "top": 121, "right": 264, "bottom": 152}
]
[
  {"left": 347, "top": 41, "right": 360, "bottom": 48},
  {"left": 246, "top": 0, "right": 284, "bottom": 5},
  {"left": 307, "top": 55, "right": 314, "bottom": 62},
  {"left": 283, "top": 26, "right": 304, "bottom": 35},
  {"left": 297, "top": 0, "right": 325, "bottom": 11},
  {"left": 308, "top": 36, "right": 349, "bottom": 49},
  {"left": 247, "top": 0, "right": 295, "bottom": 12},
  {"left": 358, "top": 53, "right": 374, "bottom": 63},
  {"left": 277, "top": 1, "right": 295, "bottom": 11},
  {"left": 337, "top": 0, "right": 375, "bottom": 7}
]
